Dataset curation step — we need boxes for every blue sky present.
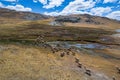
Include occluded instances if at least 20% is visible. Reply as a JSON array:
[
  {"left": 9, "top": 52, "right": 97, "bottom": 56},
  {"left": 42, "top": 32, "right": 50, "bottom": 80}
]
[{"left": 0, "top": 0, "right": 120, "bottom": 20}]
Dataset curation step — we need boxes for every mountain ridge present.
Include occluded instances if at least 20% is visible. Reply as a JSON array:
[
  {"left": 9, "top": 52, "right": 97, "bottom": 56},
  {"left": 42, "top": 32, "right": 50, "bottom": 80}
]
[
  {"left": 0, "top": 7, "right": 120, "bottom": 22},
  {"left": 0, "top": 8, "right": 49, "bottom": 20}
]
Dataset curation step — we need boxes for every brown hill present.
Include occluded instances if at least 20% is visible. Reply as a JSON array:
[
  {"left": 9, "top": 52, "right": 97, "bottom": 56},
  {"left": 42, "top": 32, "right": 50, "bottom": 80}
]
[
  {"left": 0, "top": 8, "right": 120, "bottom": 30},
  {"left": 53, "top": 14, "right": 120, "bottom": 29},
  {"left": 55, "top": 14, "right": 120, "bottom": 24},
  {"left": 0, "top": 8, "right": 49, "bottom": 20}
]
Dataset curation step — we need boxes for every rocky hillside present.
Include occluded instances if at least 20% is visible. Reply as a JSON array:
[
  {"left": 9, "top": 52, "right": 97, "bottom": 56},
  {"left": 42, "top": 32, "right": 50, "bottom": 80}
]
[
  {"left": 55, "top": 14, "right": 120, "bottom": 24},
  {"left": 0, "top": 8, "right": 120, "bottom": 24},
  {"left": 0, "top": 8, "right": 49, "bottom": 20},
  {"left": 50, "top": 14, "right": 120, "bottom": 30}
]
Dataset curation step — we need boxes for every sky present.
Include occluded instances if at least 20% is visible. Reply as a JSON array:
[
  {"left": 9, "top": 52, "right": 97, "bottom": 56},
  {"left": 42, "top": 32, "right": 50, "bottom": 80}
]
[{"left": 0, "top": 0, "right": 120, "bottom": 20}]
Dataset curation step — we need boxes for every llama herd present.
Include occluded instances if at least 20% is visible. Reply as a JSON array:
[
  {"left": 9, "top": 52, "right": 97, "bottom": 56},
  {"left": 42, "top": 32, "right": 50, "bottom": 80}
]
[{"left": 35, "top": 35, "right": 120, "bottom": 80}]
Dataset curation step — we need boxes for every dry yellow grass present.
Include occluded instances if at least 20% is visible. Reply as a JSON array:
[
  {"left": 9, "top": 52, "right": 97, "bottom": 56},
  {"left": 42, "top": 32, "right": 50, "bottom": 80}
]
[
  {"left": 64, "top": 22, "right": 120, "bottom": 30},
  {"left": 0, "top": 44, "right": 120, "bottom": 80},
  {"left": 0, "top": 44, "right": 84, "bottom": 80}
]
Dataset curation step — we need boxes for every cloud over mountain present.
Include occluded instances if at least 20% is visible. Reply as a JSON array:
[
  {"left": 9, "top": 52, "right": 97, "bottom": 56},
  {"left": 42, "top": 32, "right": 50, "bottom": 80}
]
[
  {"left": 0, "top": 0, "right": 120, "bottom": 20},
  {"left": 106, "top": 11, "right": 120, "bottom": 20},
  {"left": 43, "top": 0, "right": 120, "bottom": 20}
]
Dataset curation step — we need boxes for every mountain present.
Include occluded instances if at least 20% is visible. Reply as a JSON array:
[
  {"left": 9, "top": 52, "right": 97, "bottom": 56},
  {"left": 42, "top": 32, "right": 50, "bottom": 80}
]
[
  {"left": 53, "top": 14, "right": 120, "bottom": 29},
  {"left": 55, "top": 14, "right": 120, "bottom": 24},
  {"left": 0, "top": 8, "right": 120, "bottom": 29},
  {"left": 0, "top": 8, "right": 49, "bottom": 20}
]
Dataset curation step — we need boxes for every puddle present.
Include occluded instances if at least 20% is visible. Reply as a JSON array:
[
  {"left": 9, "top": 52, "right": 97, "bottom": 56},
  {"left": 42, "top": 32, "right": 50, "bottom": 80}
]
[
  {"left": 115, "top": 29, "right": 120, "bottom": 33},
  {"left": 70, "top": 43, "right": 106, "bottom": 49},
  {"left": 46, "top": 41, "right": 106, "bottom": 49},
  {"left": 112, "top": 34, "right": 120, "bottom": 38}
]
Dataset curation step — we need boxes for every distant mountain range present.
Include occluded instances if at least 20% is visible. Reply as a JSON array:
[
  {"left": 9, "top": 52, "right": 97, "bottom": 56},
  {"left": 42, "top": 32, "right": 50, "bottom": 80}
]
[{"left": 0, "top": 7, "right": 120, "bottom": 29}]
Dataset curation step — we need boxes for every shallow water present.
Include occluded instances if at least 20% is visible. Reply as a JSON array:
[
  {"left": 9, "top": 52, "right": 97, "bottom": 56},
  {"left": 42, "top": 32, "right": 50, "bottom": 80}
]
[
  {"left": 112, "top": 34, "right": 120, "bottom": 38},
  {"left": 47, "top": 41, "right": 106, "bottom": 49},
  {"left": 70, "top": 43, "right": 106, "bottom": 49},
  {"left": 115, "top": 29, "right": 120, "bottom": 33}
]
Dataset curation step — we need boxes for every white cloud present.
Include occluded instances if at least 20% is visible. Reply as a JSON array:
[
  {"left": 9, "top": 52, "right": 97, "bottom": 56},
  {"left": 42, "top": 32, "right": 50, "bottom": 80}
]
[
  {"left": 5, "top": 5, "right": 32, "bottom": 11},
  {"left": 3, "top": 0, "right": 17, "bottom": 2},
  {"left": 43, "top": 0, "right": 64, "bottom": 9},
  {"left": 95, "top": 0, "right": 102, "bottom": 3},
  {"left": 44, "top": 0, "right": 95, "bottom": 16},
  {"left": 44, "top": 12, "right": 59, "bottom": 16},
  {"left": 106, "top": 11, "right": 120, "bottom": 20},
  {"left": 33, "top": 0, "right": 38, "bottom": 3},
  {"left": 44, "top": 11, "right": 91, "bottom": 16},
  {"left": 0, "top": 2, "right": 4, "bottom": 7},
  {"left": 61, "top": 0, "right": 95, "bottom": 14},
  {"left": 90, "top": 7, "right": 112, "bottom": 16},
  {"left": 0, "top": 2, "right": 32, "bottom": 12},
  {"left": 119, "top": 1, "right": 120, "bottom": 4},
  {"left": 34, "top": 0, "right": 64, "bottom": 9},
  {"left": 103, "top": 0, "right": 118, "bottom": 3},
  {"left": 38, "top": 0, "right": 47, "bottom": 4}
]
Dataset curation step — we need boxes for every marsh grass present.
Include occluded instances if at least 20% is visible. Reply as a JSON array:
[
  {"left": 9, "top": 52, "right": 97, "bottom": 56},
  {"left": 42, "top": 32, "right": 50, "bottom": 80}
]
[{"left": 0, "top": 20, "right": 114, "bottom": 44}]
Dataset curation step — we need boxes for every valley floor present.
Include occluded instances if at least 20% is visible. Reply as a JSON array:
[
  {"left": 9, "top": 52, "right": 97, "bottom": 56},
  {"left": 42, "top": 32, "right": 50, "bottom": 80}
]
[{"left": 0, "top": 19, "right": 120, "bottom": 80}]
